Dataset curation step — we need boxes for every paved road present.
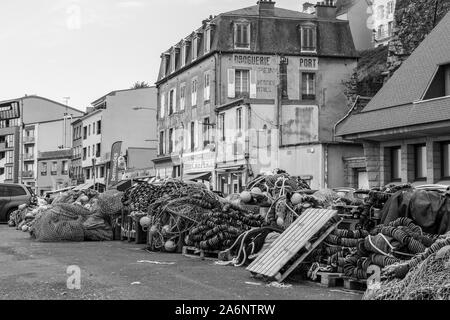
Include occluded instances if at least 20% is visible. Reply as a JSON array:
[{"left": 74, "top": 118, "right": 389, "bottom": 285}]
[{"left": 0, "top": 226, "right": 362, "bottom": 300}]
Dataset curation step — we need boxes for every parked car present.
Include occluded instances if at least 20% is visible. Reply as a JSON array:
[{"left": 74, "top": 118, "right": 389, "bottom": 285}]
[{"left": 0, "top": 183, "right": 37, "bottom": 223}]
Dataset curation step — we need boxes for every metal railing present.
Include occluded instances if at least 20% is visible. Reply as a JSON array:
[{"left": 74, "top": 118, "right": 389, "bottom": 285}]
[
  {"left": 23, "top": 136, "right": 35, "bottom": 144},
  {"left": 24, "top": 154, "right": 34, "bottom": 161}
]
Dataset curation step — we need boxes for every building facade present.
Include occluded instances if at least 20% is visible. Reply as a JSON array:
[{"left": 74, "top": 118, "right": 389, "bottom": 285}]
[
  {"left": 371, "top": 0, "right": 396, "bottom": 46},
  {"left": 71, "top": 118, "right": 85, "bottom": 185},
  {"left": 0, "top": 95, "right": 84, "bottom": 190},
  {"left": 156, "top": 0, "right": 362, "bottom": 192},
  {"left": 336, "top": 12, "right": 450, "bottom": 188},
  {"left": 74, "top": 87, "right": 158, "bottom": 186},
  {"left": 36, "top": 149, "right": 72, "bottom": 195}
]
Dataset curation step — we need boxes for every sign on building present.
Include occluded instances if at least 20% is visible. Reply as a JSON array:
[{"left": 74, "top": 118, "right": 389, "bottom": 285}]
[{"left": 299, "top": 57, "right": 319, "bottom": 70}]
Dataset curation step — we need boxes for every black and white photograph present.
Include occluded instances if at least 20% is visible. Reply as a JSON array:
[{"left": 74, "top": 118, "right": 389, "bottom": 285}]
[{"left": 1, "top": 0, "right": 450, "bottom": 310}]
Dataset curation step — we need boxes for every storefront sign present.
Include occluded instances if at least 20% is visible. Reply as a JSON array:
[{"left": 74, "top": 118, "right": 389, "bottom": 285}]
[
  {"left": 183, "top": 152, "right": 215, "bottom": 174},
  {"left": 299, "top": 57, "right": 319, "bottom": 70},
  {"left": 233, "top": 54, "right": 271, "bottom": 66}
]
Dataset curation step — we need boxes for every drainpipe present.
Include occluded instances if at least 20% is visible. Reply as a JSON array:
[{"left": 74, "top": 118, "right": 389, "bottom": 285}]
[{"left": 323, "top": 144, "right": 328, "bottom": 189}]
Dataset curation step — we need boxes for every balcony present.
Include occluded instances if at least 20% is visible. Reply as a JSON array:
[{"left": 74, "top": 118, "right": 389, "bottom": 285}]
[
  {"left": 0, "top": 142, "right": 5, "bottom": 150},
  {"left": 22, "top": 171, "right": 34, "bottom": 178},
  {"left": 24, "top": 154, "right": 34, "bottom": 161},
  {"left": 23, "top": 136, "right": 35, "bottom": 144}
]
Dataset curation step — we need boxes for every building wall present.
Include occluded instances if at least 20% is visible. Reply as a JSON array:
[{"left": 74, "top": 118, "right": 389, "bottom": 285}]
[
  {"left": 36, "top": 156, "right": 72, "bottom": 195},
  {"left": 81, "top": 111, "right": 102, "bottom": 168},
  {"left": 327, "top": 143, "right": 365, "bottom": 188},
  {"left": 102, "top": 88, "right": 158, "bottom": 158},
  {"left": 71, "top": 121, "right": 84, "bottom": 184},
  {"left": 126, "top": 148, "right": 157, "bottom": 170},
  {"left": 21, "top": 97, "right": 83, "bottom": 124}
]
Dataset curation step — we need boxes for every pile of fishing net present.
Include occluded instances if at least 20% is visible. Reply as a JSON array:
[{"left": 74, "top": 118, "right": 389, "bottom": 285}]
[
  {"left": 364, "top": 233, "right": 450, "bottom": 300},
  {"left": 29, "top": 202, "right": 114, "bottom": 242},
  {"left": 187, "top": 201, "right": 266, "bottom": 252},
  {"left": 97, "top": 190, "right": 124, "bottom": 216},
  {"left": 145, "top": 183, "right": 222, "bottom": 252}
]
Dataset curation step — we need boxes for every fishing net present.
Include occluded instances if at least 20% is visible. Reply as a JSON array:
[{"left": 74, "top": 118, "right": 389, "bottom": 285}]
[
  {"left": 364, "top": 243, "right": 450, "bottom": 300},
  {"left": 97, "top": 190, "right": 124, "bottom": 217}
]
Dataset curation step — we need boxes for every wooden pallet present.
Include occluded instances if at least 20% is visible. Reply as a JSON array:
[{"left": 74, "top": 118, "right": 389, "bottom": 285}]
[
  {"left": 343, "top": 276, "right": 367, "bottom": 291},
  {"left": 315, "top": 272, "right": 344, "bottom": 288},
  {"left": 247, "top": 208, "right": 341, "bottom": 283},
  {"left": 182, "top": 246, "right": 220, "bottom": 260}
]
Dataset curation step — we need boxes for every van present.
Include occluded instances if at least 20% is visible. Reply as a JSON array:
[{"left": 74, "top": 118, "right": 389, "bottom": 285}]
[{"left": 0, "top": 183, "right": 37, "bottom": 223}]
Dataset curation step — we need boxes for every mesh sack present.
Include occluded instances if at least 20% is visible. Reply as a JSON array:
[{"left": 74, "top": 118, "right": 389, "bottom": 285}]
[
  {"left": 97, "top": 190, "right": 124, "bottom": 217},
  {"left": 313, "top": 189, "right": 339, "bottom": 207},
  {"left": 30, "top": 205, "right": 86, "bottom": 242},
  {"left": 83, "top": 213, "right": 113, "bottom": 241}
]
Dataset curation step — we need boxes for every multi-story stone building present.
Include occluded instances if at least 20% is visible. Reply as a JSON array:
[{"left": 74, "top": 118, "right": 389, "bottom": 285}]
[
  {"left": 336, "top": 0, "right": 373, "bottom": 50},
  {"left": 336, "top": 12, "right": 450, "bottom": 188},
  {"left": 75, "top": 87, "right": 158, "bottom": 186},
  {"left": 0, "top": 95, "right": 83, "bottom": 191},
  {"left": 156, "top": 0, "right": 362, "bottom": 192},
  {"left": 371, "top": 0, "right": 396, "bottom": 46}
]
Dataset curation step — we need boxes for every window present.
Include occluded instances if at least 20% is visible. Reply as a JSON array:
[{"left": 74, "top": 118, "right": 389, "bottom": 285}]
[
  {"left": 93, "top": 122, "right": 96, "bottom": 134},
  {"left": 171, "top": 49, "right": 176, "bottom": 73},
  {"left": 234, "top": 23, "right": 250, "bottom": 49},
  {"left": 159, "top": 131, "right": 165, "bottom": 155},
  {"left": 203, "top": 117, "right": 210, "bottom": 147},
  {"left": 169, "top": 128, "right": 174, "bottom": 153},
  {"left": 164, "top": 54, "right": 171, "bottom": 76},
  {"left": 5, "top": 166, "right": 13, "bottom": 180},
  {"left": 423, "top": 64, "right": 450, "bottom": 100},
  {"left": 181, "top": 43, "right": 187, "bottom": 67},
  {"left": 51, "top": 162, "right": 58, "bottom": 175},
  {"left": 192, "top": 36, "right": 198, "bottom": 61},
  {"left": 301, "top": 25, "right": 317, "bottom": 52},
  {"left": 190, "top": 122, "right": 195, "bottom": 152},
  {"left": 88, "top": 146, "right": 91, "bottom": 157},
  {"left": 86, "top": 168, "right": 90, "bottom": 180},
  {"left": 302, "top": 73, "right": 316, "bottom": 100},
  {"left": 391, "top": 147, "right": 402, "bottom": 181},
  {"left": 169, "top": 89, "right": 175, "bottom": 115},
  {"left": 8, "top": 185, "right": 27, "bottom": 196},
  {"left": 6, "top": 135, "right": 14, "bottom": 148},
  {"left": 8, "top": 118, "right": 19, "bottom": 127},
  {"left": 97, "top": 120, "right": 101, "bottom": 134},
  {"left": 204, "top": 28, "right": 211, "bottom": 53},
  {"left": 387, "top": 1, "right": 395, "bottom": 15},
  {"left": 388, "top": 22, "right": 393, "bottom": 37},
  {"left": 236, "top": 108, "right": 243, "bottom": 132},
  {"left": 62, "top": 161, "right": 69, "bottom": 175},
  {"left": 83, "top": 126, "right": 87, "bottom": 139},
  {"left": 83, "top": 148, "right": 87, "bottom": 160},
  {"left": 6, "top": 151, "right": 13, "bottom": 164},
  {"left": 41, "top": 162, "right": 47, "bottom": 176},
  {"left": 219, "top": 113, "right": 225, "bottom": 142},
  {"left": 180, "top": 83, "right": 186, "bottom": 111},
  {"left": 96, "top": 143, "right": 101, "bottom": 157},
  {"left": 377, "top": 25, "right": 384, "bottom": 38},
  {"left": 235, "top": 69, "right": 250, "bottom": 97},
  {"left": 100, "top": 166, "right": 105, "bottom": 178},
  {"left": 160, "top": 93, "right": 166, "bottom": 118},
  {"left": 414, "top": 145, "right": 427, "bottom": 180},
  {"left": 191, "top": 78, "right": 198, "bottom": 106},
  {"left": 88, "top": 124, "right": 91, "bottom": 136},
  {"left": 377, "top": 5, "right": 385, "bottom": 19},
  {"left": 204, "top": 72, "right": 210, "bottom": 101}
]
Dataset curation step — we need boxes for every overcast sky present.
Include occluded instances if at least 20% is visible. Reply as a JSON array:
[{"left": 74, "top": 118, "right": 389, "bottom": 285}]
[{"left": 0, "top": 0, "right": 309, "bottom": 111}]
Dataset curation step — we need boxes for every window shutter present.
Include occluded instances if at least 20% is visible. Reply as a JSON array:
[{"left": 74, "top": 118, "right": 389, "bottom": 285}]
[
  {"left": 228, "top": 69, "right": 235, "bottom": 98},
  {"left": 250, "top": 70, "right": 257, "bottom": 98}
]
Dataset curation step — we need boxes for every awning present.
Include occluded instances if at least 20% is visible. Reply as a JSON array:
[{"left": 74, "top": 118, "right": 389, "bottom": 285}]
[{"left": 183, "top": 172, "right": 211, "bottom": 181}]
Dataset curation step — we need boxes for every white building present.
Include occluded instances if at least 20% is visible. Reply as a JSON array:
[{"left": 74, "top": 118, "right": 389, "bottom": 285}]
[{"left": 371, "top": 0, "right": 396, "bottom": 46}]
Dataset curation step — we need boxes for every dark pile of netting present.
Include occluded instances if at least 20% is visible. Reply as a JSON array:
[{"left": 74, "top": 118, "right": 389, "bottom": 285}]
[
  {"left": 364, "top": 233, "right": 450, "bottom": 300},
  {"left": 187, "top": 201, "right": 266, "bottom": 251},
  {"left": 246, "top": 171, "right": 311, "bottom": 199}
]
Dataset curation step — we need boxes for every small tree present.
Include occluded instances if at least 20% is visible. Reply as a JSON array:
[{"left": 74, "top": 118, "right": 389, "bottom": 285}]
[{"left": 131, "top": 81, "right": 150, "bottom": 89}]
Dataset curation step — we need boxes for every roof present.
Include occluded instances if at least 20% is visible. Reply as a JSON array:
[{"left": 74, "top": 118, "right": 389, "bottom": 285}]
[
  {"left": 0, "top": 95, "right": 84, "bottom": 116},
  {"left": 157, "top": 2, "right": 357, "bottom": 83},
  {"left": 91, "top": 87, "right": 156, "bottom": 106},
  {"left": 336, "top": 12, "right": 450, "bottom": 137}
]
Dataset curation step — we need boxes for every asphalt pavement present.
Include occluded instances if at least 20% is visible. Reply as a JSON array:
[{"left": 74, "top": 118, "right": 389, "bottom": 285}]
[{"left": 0, "top": 226, "right": 362, "bottom": 300}]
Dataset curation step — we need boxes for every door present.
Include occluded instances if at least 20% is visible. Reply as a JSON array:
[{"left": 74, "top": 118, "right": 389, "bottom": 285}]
[
  {"left": 357, "top": 171, "right": 369, "bottom": 190},
  {"left": 0, "top": 185, "right": 11, "bottom": 222}
]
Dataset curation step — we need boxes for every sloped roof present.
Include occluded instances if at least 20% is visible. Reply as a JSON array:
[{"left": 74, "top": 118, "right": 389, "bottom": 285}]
[
  {"left": 336, "top": 12, "right": 450, "bottom": 137},
  {"left": 223, "top": 5, "right": 315, "bottom": 19}
]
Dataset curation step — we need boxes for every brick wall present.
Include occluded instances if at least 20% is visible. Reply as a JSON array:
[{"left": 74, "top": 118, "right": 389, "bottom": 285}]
[{"left": 363, "top": 141, "right": 381, "bottom": 188}]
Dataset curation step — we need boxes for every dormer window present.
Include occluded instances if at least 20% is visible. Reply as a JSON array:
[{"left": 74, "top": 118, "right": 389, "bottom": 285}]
[
  {"left": 204, "top": 28, "right": 212, "bottom": 54},
  {"left": 234, "top": 22, "right": 250, "bottom": 50},
  {"left": 163, "top": 53, "right": 170, "bottom": 76},
  {"left": 181, "top": 42, "right": 187, "bottom": 68},
  {"left": 192, "top": 36, "right": 198, "bottom": 61},
  {"left": 300, "top": 24, "right": 317, "bottom": 53},
  {"left": 171, "top": 49, "right": 176, "bottom": 73},
  {"left": 423, "top": 64, "right": 450, "bottom": 100}
]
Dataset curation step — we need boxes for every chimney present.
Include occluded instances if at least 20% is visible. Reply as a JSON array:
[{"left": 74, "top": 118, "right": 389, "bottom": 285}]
[
  {"left": 257, "top": 0, "right": 276, "bottom": 17},
  {"left": 315, "top": 0, "right": 337, "bottom": 19}
]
